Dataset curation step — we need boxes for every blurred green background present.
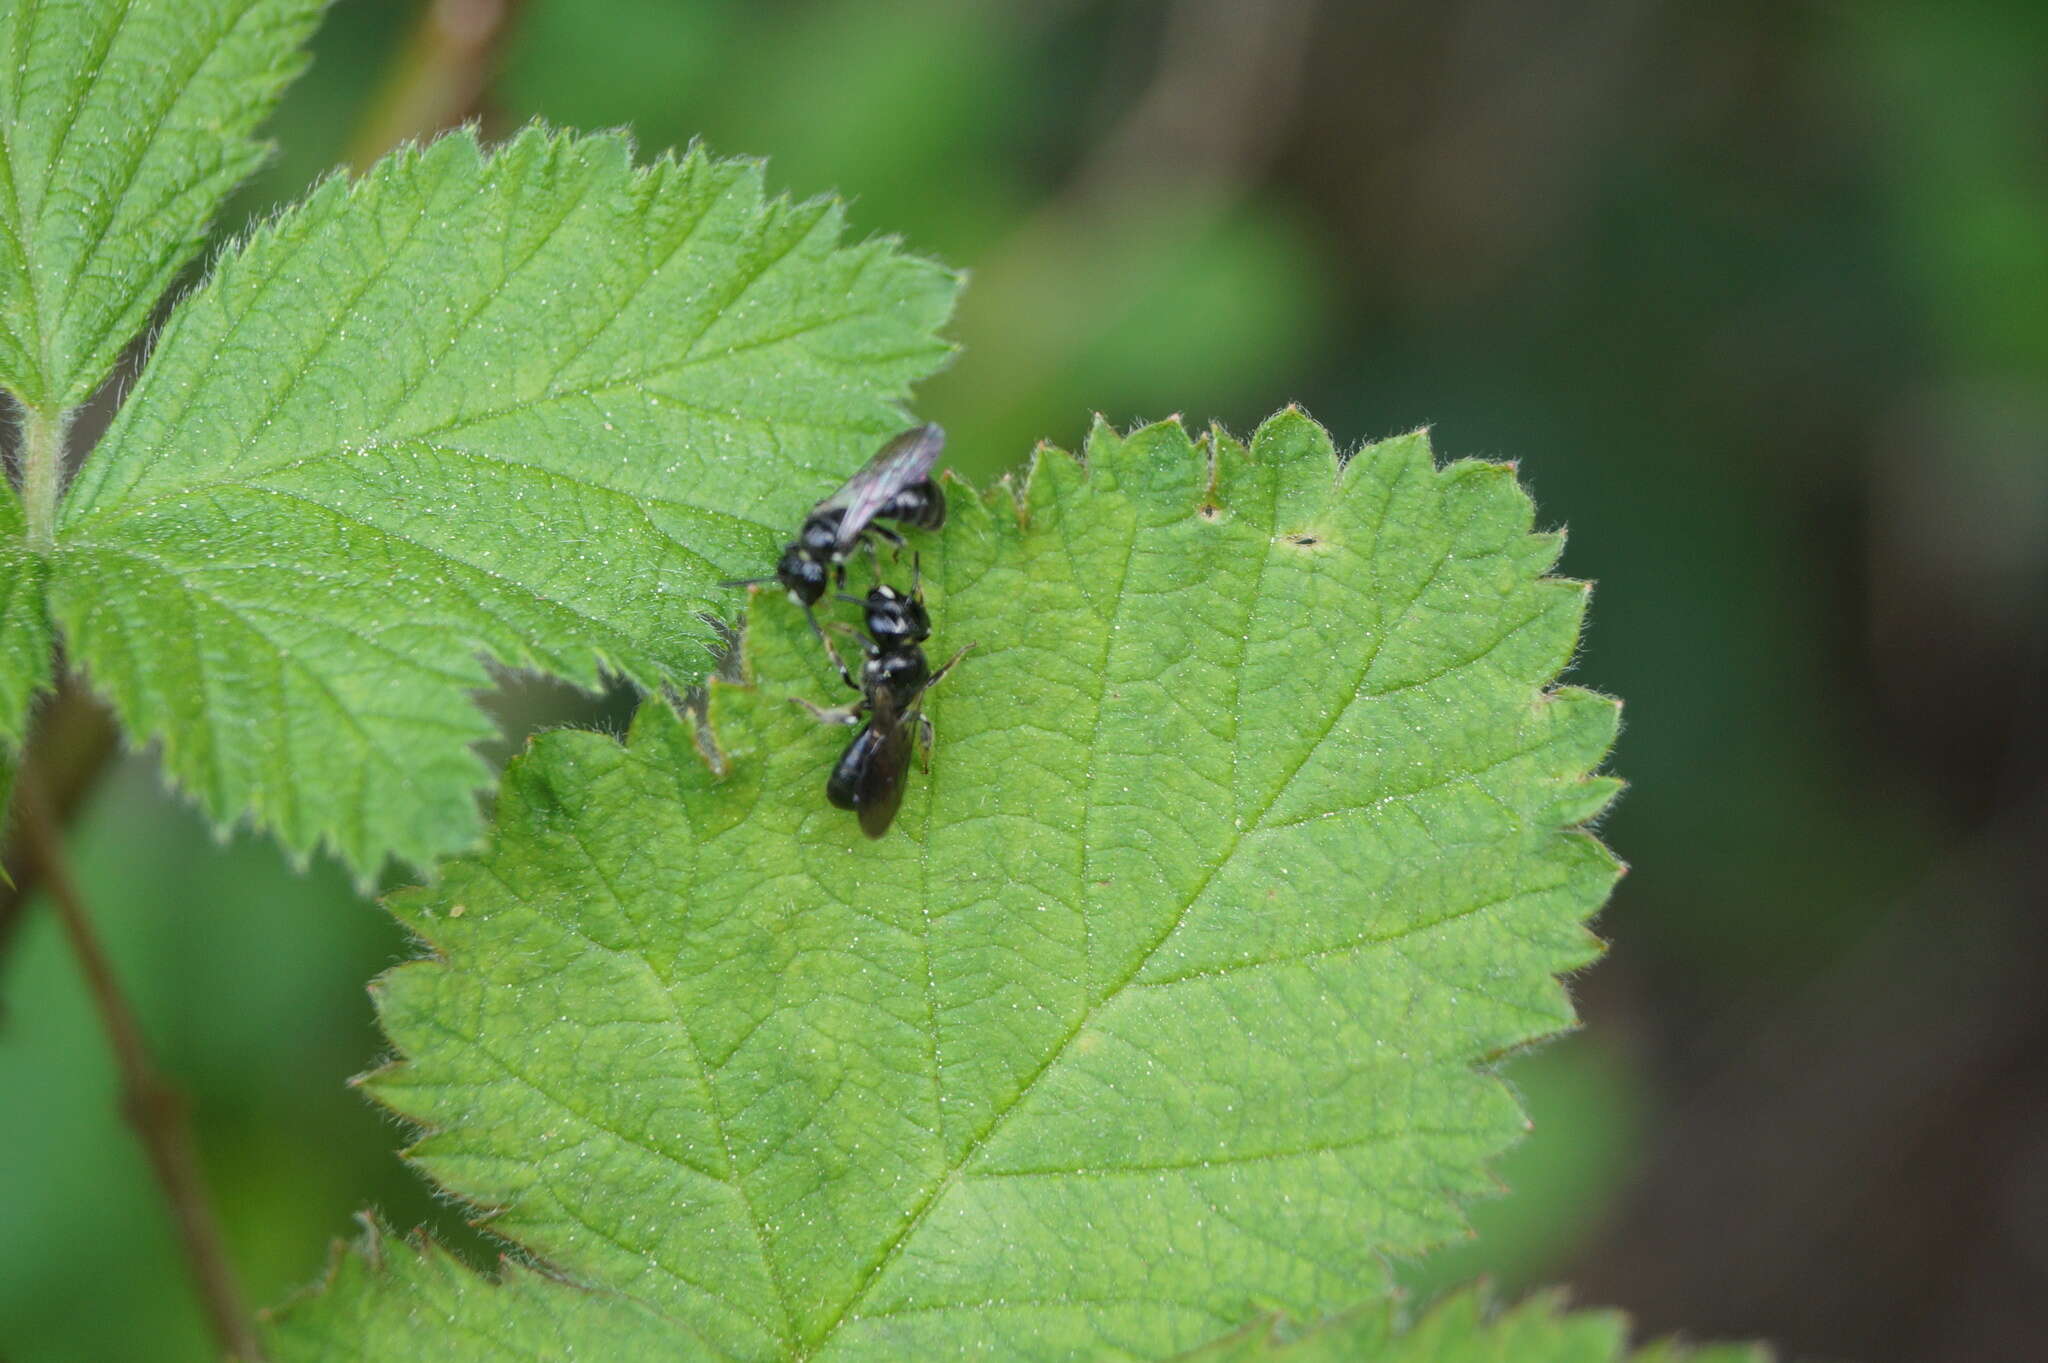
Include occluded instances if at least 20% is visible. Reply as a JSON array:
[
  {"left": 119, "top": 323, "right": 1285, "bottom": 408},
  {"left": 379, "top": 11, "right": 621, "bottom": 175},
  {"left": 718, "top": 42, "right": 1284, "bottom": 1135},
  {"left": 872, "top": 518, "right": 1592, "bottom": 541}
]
[{"left": 4, "top": 2, "right": 2045, "bottom": 1359}]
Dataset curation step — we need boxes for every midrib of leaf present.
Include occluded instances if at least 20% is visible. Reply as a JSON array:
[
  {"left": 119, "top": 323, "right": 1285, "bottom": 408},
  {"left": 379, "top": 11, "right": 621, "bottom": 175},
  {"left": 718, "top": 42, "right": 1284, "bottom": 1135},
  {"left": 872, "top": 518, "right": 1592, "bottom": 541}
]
[
  {"left": 86, "top": 538, "right": 485, "bottom": 689},
  {"left": 29, "top": 0, "right": 143, "bottom": 214},
  {"left": 325, "top": 147, "right": 800, "bottom": 472},
  {"left": 80, "top": 539, "right": 445, "bottom": 834},
  {"left": 54, "top": 154, "right": 458, "bottom": 520},
  {"left": 548, "top": 803, "right": 803, "bottom": 1356},
  {"left": 1072, "top": 479, "right": 1142, "bottom": 993},
  {"left": 51, "top": 0, "right": 262, "bottom": 373},
  {"left": 74, "top": 164, "right": 451, "bottom": 518},
  {"left": 1132, "top": 876, "right": 1581, "bottom": 999},
  {"left": 1270, "top": 472, "right": 1475, "bottom": 808},
  {"left": 416, "top": 905, "right": 777, "bottom": 1345},
  {"left": 0, "top": 0, "right": 296, "bottom": 403},
  {"left": 1250, "top": 725, "right": 1588, "bottom": 837},
  {"left": 663, "top": 198, "right": 828, "bottom": 362},
  {"left": 62, "top": 439, "right": 791, "bottom": 552},
  {"left": 0, "top": 145, "right": 46, "bottom": 396},
  {"left": 384, "top": 176, "right": 596, "bottom": 427},
  {"left": 814, "top": 456, "right": 1491, "bottom": 1346},
  {"left": 422, "top": 796, "right": 807, "bottom": 1357},
  {"left": 59, "top": 449, "right": 756, "bottom": 747},
  {"left": 375, "top": 214, "right": 869, "bottom": 455},
  {"left": 59, "top": 181, "right": 869, "bottom": 528},
  {"left": 910, "top": 548, "right": 948, "bottom": 1213},
  {"left": 194, "top": 449, "right": 735, "bottom": 593},
  {"left": 1219, "top": 453, "right": 1275, "bottom": 833}
]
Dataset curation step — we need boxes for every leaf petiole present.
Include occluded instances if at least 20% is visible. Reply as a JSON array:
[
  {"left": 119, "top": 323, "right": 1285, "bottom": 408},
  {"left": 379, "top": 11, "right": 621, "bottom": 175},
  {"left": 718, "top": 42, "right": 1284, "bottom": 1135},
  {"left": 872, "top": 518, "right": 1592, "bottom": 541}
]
[{"left": 18, "top": 403, "right": 70, "bottom": 551}]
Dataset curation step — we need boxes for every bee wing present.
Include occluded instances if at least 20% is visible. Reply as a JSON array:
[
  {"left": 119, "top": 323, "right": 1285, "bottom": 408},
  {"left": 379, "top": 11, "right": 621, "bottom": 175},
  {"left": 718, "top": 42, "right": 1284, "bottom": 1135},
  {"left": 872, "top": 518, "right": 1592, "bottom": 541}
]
[
  {"left": 853, "top": 712, "right": 915, "bottom": 838},
  {"left": 823, "top": 423, "right": 945, "bottom": 549},
  {"left": 825, "top": 723, "right": 880, "bottom": 811}
]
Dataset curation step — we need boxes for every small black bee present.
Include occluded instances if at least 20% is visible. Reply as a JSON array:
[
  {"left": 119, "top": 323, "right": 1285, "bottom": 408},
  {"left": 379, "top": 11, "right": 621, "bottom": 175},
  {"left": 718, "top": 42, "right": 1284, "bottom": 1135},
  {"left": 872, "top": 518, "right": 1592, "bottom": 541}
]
[
  {"left": 726, "top": 423, "right": 947, "bottom": 639},
  {"left": 797, "top": 561, "right": 968, "bottom": 838}
]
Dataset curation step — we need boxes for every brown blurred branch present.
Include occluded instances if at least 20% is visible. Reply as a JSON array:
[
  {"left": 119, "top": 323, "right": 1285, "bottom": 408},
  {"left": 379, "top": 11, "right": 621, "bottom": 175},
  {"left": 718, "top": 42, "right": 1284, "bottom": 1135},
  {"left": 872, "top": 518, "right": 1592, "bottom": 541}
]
[
  {"left": 346, "top": 0, "right": 531, "bottom": 171},
  {"left": 16, "top": 776, "right": 262, "bottom": 1360},
  {"left": 0, "top": 677, "right": 123, "bottom": 996}
]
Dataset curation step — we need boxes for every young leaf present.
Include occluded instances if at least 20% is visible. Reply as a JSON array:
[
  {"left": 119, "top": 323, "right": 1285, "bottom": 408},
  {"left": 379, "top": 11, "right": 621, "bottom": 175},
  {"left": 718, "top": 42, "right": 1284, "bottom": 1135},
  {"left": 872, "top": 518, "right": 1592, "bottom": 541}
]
[
  {"left": 49, "top": 127, "right": 957, "bottom": 876},
  {"left": 271, "top": 412, "right": 1622, "bottom": 1359},
  {"left": 0, "top": 0, "right": 324, "bottom": 409}
]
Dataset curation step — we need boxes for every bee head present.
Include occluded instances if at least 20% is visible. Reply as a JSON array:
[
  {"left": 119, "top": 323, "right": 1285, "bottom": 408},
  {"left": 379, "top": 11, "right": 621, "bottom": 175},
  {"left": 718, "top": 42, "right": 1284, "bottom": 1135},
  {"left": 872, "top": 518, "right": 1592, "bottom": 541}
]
[
  {"left": 777, "top": 544, "right": 829, "bottom": 606},
  {"left": 800, "top": 509, "right": 845, "bottom": 555}
]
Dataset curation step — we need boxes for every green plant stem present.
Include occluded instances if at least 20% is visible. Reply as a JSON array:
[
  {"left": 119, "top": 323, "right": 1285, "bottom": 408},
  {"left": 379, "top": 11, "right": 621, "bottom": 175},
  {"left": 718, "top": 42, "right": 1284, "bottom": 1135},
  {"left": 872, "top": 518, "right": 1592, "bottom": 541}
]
[
  {"left": 20, "top": 403, "right": 71, "bottom": 549},
  {"left": 15, "top": 778, "right": 264, "bottom": 1362}
]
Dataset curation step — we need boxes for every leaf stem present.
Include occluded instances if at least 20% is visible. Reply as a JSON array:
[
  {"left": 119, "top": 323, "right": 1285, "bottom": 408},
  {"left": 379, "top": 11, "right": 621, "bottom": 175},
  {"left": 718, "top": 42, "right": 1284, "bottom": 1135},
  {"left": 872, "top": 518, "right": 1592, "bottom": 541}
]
[
  {"left": 20, "top": 403, "right": 71, "bottom": 549},
  {"left": 15, "top": 778, "right": 265, "bottom": 1361}
]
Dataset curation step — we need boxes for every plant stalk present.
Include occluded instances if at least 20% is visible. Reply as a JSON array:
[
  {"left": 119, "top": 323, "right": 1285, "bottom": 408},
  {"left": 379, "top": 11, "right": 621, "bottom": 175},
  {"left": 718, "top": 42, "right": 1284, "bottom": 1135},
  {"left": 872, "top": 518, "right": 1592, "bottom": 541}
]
[
  {"left": 15, "top": 779, "right": 265, "bottom": 1361},
  {"left": 20, "top": 403, "right": 71, "bottom": 549},
  {"left": 0, "top": 677, "right": 124, "bottom": 1003}
]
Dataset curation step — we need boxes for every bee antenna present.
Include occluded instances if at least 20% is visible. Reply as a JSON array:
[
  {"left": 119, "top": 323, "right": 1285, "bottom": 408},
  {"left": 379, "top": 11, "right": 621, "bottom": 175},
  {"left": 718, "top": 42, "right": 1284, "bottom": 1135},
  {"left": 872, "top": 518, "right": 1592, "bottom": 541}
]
[
  {"left": 720, "top": 576, "right": 775, "bottom": 589},
  {"left": 834, "top": 593, "right": 865, "bottom": 607}
]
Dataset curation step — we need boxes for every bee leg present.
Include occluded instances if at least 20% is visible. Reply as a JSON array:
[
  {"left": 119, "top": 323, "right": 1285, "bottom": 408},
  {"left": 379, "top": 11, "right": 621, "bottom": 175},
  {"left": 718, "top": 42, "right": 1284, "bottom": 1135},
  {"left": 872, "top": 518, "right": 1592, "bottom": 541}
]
[
  {"left": 908, "top": 642, "right": 970, "bottom": 774},
  {"left": 924, "top": 642, "right": 975, "bottom": 694},
  {"left": 817, "top": 629, "right": 861, "bottom": 692},
  {"left": 868, "top": 522, "right": 908, "bottom": 568},
  {"left": 792, "top": 695, "right": 865, "bottom": 727},
  {"left": 855, "top": 531, "right": 896, "bottom": 584}
]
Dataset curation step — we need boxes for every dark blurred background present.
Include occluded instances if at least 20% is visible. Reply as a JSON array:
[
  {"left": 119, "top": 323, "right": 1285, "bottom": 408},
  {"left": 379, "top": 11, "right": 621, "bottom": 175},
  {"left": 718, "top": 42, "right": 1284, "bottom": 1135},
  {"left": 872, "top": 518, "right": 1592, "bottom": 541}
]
[{"left": 3, "top": 2, "right": 2044, "bottom": 1360}]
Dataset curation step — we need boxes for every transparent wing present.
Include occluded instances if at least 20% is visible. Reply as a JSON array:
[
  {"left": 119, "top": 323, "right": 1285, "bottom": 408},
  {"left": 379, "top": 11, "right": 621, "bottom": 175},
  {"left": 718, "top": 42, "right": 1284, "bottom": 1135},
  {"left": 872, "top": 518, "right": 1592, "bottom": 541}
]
[
  {"left": 823, "top": 423, "right": 945, "bottom": 549},
  {"left": 853, "top": 715, "right": 914, "bottom": 838}
]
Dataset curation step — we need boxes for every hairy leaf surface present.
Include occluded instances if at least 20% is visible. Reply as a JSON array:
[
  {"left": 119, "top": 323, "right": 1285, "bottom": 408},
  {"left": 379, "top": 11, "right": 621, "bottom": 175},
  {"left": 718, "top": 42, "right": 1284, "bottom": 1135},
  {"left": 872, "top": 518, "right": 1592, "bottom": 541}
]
[
  {"left": 1184, "top": 1290, "right": 1766, "bottom": 1361},
  {"left": 0, "top": 484, "right": 49, "bottom": 741},
  {"left": 50, "top": 127, "right": 957, "bottom": 874},
  {"left": 273, "top": 1242, "right": 1764, "bottom": 1363},
  {"left": 0, "top": 0, "right": 323, "bottom": 408},
  {"left": 271, "top": 412, "right": 1622, "bottom": 1359}
]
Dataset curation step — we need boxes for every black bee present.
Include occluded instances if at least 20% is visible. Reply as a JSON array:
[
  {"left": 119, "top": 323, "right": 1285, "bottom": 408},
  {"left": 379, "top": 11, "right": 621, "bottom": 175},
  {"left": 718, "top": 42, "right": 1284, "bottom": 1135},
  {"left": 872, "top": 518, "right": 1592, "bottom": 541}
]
[
  {"left": 726, "top": 423, "right": 947, "bottom": 639},
  {"left": 797, "top": 560, "right": 968, "bottom": 838}
]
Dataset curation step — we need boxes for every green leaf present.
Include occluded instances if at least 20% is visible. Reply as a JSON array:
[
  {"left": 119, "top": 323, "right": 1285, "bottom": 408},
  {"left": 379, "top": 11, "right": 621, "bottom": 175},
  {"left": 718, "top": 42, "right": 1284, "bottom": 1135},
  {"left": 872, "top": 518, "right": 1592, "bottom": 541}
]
[
  {"left": 271, "top": 1243, "right": 1768, "bottom": 1363},
  {"left": 50, "top": 126, "right": 957, "bottom": 876},
  {"left": 1180, "top": 1290, "right": 1768, "bottom": 1361},
  {"left": 269, "top": 411, "right": 1622, "bottom": 1359},
  {"left": 0, "top": 0, "right": 324, "bottom": 409},
  {"left": 264, "top": 1225, "right": 684, "bottom": 1361},
  {"left": 0, "top": 479, "right": 51, "bottom": 742}
]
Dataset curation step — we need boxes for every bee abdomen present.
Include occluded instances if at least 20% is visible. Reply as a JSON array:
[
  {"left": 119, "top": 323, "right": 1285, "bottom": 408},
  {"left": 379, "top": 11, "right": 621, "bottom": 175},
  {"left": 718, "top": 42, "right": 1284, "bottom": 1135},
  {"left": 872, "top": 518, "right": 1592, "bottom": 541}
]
[{"left": 878, "top": 480, "right": 945, "bottom": 531}]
